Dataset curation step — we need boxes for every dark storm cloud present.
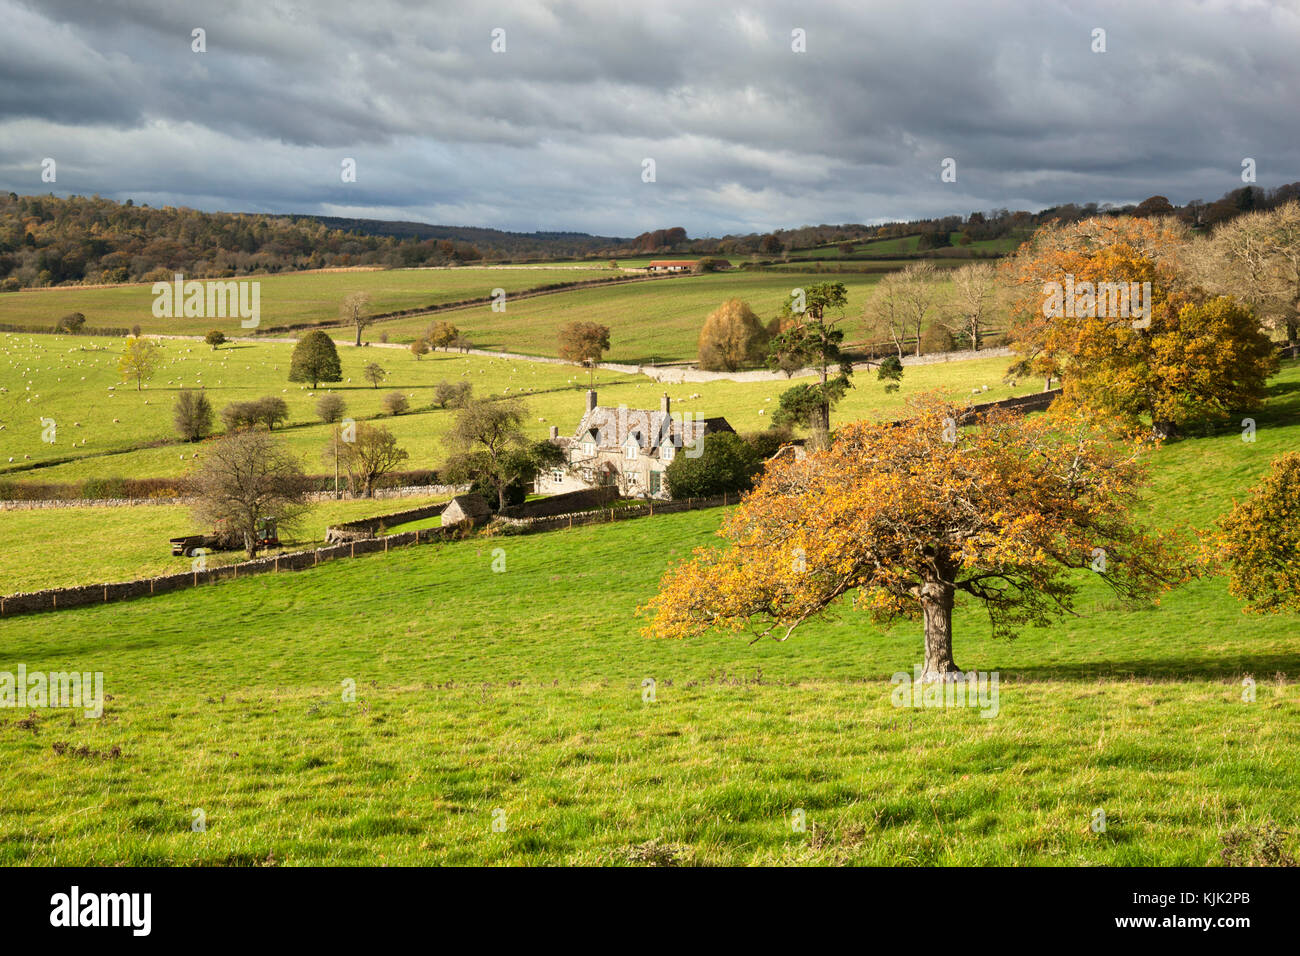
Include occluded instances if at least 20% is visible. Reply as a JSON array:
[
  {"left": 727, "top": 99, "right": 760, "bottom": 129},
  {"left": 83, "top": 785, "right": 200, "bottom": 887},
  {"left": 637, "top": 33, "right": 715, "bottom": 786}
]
[{"left": 2, "top": 0, "right": 1297, "bottom": 235}]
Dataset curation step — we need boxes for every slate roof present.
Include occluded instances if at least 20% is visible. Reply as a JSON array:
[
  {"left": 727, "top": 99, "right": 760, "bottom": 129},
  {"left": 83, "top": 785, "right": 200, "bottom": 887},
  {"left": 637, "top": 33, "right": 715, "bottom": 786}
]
[
  {"left": 442, "top": 493, "right": 493, "bottom": 524},
  {"left": 571, "top": 405, "right": 733, "bottom": 457}
]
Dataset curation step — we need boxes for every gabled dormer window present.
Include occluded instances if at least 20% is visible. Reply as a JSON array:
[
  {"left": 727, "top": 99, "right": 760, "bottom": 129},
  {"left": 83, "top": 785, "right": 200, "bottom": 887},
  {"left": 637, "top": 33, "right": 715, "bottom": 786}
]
[
  {"left": 661, "top": 441, "right": 675, "bottom": 462},
  {"left": 582, "top": 441, "right": 595, "bottom": 456},
  {"left": 624, "top": 437, "right": 638, "bottom": 460}
]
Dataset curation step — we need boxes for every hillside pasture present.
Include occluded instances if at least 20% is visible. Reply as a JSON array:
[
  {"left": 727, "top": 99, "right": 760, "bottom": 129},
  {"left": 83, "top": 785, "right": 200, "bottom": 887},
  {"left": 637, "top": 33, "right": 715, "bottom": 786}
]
[
  {"left": 0, "top": 386, "right": 1297, "bottom": 864},
  {"left": 0, "top": 494, "right": 450, "bottom": 595},
  {"left": 0, "top": 266, "right": 615, "bottom": 336},
  {"left": 374, "top": 268, "right": 905, "bottom": 363},
  {"left": 0, "top": 333, "right": 1027, "bottom": 484}
]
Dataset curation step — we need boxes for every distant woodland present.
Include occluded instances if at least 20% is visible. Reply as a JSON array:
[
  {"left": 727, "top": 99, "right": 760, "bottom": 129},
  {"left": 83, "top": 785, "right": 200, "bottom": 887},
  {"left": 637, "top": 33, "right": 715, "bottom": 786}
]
[{"left": 3, "top": 182, "right": 1298, "bottom": 290}]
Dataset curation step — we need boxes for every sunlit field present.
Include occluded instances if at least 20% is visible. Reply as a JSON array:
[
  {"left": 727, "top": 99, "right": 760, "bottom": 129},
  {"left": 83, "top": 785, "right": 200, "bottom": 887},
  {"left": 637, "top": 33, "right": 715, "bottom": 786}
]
[
  {"left": 0, "top": 266, "right": 615, "bottom": 336},
  {"left": 1, "top": 368, "right": 1296, "bottom": 864},
  {"left": 0, "top": 333, "right": 1023, "bottom": 485}
]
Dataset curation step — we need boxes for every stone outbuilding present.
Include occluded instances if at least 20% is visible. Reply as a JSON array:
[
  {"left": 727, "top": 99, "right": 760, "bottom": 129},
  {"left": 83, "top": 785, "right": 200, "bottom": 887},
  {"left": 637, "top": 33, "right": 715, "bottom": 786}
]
[{"left": 441, "top": 493, "right": 493, "bottom": 527}]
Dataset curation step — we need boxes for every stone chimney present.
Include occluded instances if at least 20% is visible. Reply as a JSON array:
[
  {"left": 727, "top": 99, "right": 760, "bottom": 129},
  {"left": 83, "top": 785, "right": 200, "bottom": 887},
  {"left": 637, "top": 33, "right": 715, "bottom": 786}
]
[
  {"left": 661, "top": 393, "right": 671, "bottom": 416},
  {"left": 549, "top": 425, "right": 559, "bottom": 441},
  {"left": 586, "top": 389, "right": 597, "bottom": 412}
]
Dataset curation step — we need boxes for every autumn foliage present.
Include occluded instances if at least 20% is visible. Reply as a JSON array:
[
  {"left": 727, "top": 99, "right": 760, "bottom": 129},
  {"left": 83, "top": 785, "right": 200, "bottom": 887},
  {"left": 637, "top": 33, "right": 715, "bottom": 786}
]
[
  {"left": 1003, "top": 216, "right": 1277, "bottom": 436},
  {"left": 557, "top": 321, "right": 612, "bottom": 383},
  {"left": 641, "top": 399, "right": 1194, "bottom": 678},
  {"left": 697, "top": 298, "right": 768, "bottom": 371},
  {"left": 1215, "top": 452, "right": 1300, "bottom": 613}
]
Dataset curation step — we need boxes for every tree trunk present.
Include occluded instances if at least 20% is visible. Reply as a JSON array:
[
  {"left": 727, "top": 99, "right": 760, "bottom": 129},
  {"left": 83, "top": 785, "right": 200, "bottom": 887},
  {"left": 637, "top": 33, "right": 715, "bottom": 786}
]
[
  {"left": 919, "top": 577, "right": 961, "bottom": 681},
  {"left": 1043, "top": 375, "right": 1053, "bottom": 392},
  {"left": 818, "top": 365, "right": 831, "bottom": 435}
]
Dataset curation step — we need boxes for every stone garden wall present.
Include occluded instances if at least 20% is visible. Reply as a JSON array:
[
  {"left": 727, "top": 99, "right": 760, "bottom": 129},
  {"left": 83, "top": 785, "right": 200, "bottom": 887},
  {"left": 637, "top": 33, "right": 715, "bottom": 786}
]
[{"left": 0, "top": 527, "right": 461, "bottom": 617}]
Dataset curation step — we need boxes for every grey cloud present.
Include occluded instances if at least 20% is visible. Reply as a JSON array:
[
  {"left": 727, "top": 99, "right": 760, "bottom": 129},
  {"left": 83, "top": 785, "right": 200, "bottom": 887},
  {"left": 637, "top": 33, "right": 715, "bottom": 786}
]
[{"left": 2, "top": 0, "right": 1297, "bottom": 235}]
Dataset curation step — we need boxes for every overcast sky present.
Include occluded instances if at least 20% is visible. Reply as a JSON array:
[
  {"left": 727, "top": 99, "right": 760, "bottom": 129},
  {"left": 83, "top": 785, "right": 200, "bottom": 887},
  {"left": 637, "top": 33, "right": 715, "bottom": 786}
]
[{"left": 3, "top": 0, "right": 1298, "bottom": 237}]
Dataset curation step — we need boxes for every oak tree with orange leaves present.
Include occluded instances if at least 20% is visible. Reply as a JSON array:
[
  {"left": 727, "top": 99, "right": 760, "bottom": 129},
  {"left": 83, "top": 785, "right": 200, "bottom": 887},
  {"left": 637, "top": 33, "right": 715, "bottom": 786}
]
[
  {"left": 642, "top": 400, "right": 1193, "bottom": 680},
  {"left": 1003, "top": 217, "right": 1276, "bottom": 437}
]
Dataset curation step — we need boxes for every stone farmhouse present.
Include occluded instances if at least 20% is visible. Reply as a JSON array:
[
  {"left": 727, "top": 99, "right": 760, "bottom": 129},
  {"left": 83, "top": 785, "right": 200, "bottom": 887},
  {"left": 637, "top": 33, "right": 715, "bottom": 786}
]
[{"left": 537, "top": 390, "right": 734, "bottom": 499}]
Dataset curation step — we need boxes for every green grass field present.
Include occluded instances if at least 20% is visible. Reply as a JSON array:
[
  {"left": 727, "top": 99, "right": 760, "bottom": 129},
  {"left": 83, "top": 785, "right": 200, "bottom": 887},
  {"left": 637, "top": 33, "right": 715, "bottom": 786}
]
[
  {"left": 0, "top": 370, "right": 1297, "bottom": 864},
  {"left": 0, "top": 259, "right": 975, "bottom": 367},
  {"left": 377, "top": 269, "right": 900, "bottom": 363},
  {"left": 0, "top": 328, "right": 1032, "bottom": 592},
  {"left": 0, "top": 495, "right": 450, "bottom": 595},
  {"left": 0, "top": 332, "right": 1024, "bottom": 489},
  {"left": 0, "top": 266, "right": 614, "bottom": 336}
]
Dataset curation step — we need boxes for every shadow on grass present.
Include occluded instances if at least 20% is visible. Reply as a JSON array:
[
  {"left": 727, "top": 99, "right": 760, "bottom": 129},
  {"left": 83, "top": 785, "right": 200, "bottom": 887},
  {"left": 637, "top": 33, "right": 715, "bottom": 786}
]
[{"left": 986, "top": 652, "right": 1298, "bottom": 683}]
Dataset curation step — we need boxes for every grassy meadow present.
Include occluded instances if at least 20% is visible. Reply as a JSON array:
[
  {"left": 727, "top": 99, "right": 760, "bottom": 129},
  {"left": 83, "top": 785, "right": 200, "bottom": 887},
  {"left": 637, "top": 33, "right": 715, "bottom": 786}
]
[
  {"left": 0, "top": 266, "right": 614, "bottom": 336},
  {"left": 0, "top": 375, "right": 1297, "bottom": 863},
  {"left": 1, "top": 252, "right": 1295, "bottom": 866},
  {"left": 0, "top": 332, "right": 1023, "bottom": 486},
  {"left": 375, "top": 268, "right": 905, "bottom": 362},
  {"left": 0, "top": 495, "right": 451, "bottom": 595},
  {"left": 0, "top": 259, "right": 979, "bottom": 366}
]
